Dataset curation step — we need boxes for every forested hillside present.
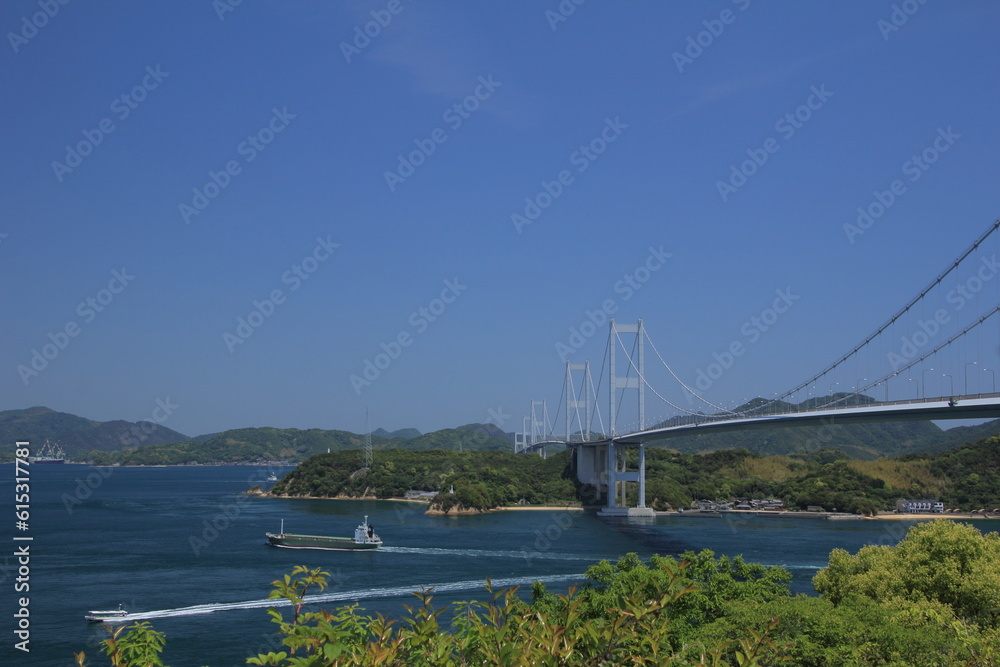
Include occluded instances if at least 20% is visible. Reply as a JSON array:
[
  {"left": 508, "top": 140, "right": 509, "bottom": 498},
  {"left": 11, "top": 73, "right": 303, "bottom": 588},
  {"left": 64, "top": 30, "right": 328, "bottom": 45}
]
[
  {"left": 272, "top": 433, "right": 1000, "bottom": 514},
  {"left": 272, "top": 448, "right": 578, "bottom": 509},
  {"left": 0, "top": 406, "right": 189, "bottom": 460}
]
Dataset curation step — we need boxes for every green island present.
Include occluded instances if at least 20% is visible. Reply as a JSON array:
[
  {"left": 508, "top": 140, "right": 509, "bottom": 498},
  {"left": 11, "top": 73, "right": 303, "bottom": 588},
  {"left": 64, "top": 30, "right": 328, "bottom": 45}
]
[
  {"left": 268, "top": 433, "right": 1000, "bottom": 515},
  {"left": 77, "top": 520, "right": 1000, "bottom": 666}
]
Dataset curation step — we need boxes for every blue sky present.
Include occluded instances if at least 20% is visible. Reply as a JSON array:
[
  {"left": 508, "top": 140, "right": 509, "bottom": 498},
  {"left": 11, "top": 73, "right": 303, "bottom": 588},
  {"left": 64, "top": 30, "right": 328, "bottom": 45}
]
[{"left": 2, "top": 1, "right": 998, "bottom": 439}]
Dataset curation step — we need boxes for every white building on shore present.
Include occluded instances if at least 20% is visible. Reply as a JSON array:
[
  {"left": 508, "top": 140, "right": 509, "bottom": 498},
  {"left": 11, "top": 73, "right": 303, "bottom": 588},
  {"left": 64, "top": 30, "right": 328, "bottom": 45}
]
[{"left": 896, "top": 498, "right": 944, "bottom": 513}]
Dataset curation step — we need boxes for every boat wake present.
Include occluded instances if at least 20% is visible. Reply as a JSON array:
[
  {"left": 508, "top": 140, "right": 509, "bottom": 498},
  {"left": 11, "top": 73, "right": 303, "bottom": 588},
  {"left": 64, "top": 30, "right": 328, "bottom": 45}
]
[
  {"left": 103, "top": 573, "right": 584, "bottom": 623},
  {"left": 379, "top": 545, "right": 601, "bottom": 561}
]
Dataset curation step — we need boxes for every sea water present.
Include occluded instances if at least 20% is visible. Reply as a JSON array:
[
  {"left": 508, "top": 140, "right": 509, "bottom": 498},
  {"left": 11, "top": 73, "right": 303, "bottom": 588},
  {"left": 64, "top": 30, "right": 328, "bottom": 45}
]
[{"left": 2, "top": 464, "right": 992, "bottom": 667}]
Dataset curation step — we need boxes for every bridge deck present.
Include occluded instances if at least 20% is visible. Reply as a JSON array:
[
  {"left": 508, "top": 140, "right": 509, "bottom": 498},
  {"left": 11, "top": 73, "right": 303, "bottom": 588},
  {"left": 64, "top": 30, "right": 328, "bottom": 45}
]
[{"left": 564, "top": 394, "right": 1000, "bottom": 446}]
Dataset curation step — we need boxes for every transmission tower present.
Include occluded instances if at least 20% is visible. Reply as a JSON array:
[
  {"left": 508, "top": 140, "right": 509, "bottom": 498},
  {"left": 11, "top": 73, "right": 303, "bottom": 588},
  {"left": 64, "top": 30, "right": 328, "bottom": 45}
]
[{"left": 363, "top": 408, "right": 373, "bottom": 468}]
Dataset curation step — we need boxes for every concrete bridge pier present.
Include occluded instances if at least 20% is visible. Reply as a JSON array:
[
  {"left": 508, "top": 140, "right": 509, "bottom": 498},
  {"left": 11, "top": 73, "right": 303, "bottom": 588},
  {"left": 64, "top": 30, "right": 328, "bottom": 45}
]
[{"left": 573, "top": 441, "right": 654, "bottom": 517}]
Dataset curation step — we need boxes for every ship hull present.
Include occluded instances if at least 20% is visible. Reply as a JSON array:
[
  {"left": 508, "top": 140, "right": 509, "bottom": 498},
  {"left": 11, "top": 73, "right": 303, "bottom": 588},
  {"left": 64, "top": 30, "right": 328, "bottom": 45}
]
[{"left": 266, "top": 532, "right": 380, "bottom": 550}]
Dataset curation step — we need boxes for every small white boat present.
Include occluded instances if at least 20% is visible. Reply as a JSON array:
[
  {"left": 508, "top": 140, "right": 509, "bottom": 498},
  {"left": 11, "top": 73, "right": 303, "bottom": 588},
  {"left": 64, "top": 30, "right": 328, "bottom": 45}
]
[
  {"left": 267, "top": 473, "right": 278, "bottom": 482},
  {"left": 85, "top": 604, "right": 129, "bottom": 623}
]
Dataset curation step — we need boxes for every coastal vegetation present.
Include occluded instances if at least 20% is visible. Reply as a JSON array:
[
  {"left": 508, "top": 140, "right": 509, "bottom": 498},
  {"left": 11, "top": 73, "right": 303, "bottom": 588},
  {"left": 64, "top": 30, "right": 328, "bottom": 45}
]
[
  {"left": 273, "top": 433, "right": 1000, "bottom": 514},
  {"left": 649, "top": 433, "right": 1000, "bottom": 513},
  {"left": 272, "top": 449, "right": 579, "bottom": 510},
  {"left": 76, "top": 521, "right": 1000, "bottom": 666}
]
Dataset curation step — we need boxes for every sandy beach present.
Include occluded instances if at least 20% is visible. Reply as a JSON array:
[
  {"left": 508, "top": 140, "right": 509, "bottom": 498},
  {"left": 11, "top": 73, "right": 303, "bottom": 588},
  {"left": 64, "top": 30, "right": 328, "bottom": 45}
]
[
  {"left": 495, "top": 505, "right": 586, "bottom": 511},
  {"left": 872, "top": 512, "right": 997, "bottom": 521}
]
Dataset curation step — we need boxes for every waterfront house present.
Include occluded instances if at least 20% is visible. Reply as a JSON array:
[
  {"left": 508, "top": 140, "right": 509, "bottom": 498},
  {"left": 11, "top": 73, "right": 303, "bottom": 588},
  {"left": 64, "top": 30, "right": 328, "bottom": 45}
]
[{"left": 895, "top": 498, "right": 944, "bottom": 513}]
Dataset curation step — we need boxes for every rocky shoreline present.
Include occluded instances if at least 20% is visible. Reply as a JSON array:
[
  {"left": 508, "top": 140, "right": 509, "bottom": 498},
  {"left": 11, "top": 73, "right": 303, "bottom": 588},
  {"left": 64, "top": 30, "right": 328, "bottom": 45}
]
[{"left": 251, "top": 490, "right": 586, "bottom": 515}]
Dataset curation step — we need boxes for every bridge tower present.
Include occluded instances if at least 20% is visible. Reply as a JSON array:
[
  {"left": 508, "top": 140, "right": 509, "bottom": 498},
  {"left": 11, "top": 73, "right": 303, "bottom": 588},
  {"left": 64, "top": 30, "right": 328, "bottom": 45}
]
[
  {"left": 514, "top": 416, "right": 530, "bottom": 453},
  {"left": 609, "top": 319, "right": 644, "bottom": 435},
  {"left": 565, "top": 361, "right": 593, "bottom": 442},
  {"left": 530, "top": 400, "right": 550, "bottom": 458},
  {"left": 601, "top": 319, "right": 650, "bottom": 516}
]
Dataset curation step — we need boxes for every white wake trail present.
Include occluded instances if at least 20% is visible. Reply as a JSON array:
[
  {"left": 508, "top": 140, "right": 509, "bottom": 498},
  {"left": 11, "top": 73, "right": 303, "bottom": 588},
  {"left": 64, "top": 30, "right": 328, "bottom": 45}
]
[{"left": 103, "top": 573, "right": 584, "bottom": 622}]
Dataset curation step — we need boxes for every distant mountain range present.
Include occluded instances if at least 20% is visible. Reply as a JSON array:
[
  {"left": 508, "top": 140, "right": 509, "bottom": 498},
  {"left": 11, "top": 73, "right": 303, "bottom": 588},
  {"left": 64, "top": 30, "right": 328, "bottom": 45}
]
[
  {"left": 0, "top": 406, "right": 518, "bottom": 464},
  {"left": 371, "top": 423, "right": 515, "bottom": 444},
  {"left": 1, "top": 403, "right": 997, "bottom": 465},
  {"left": 81, "top": 424, "right": 515, "bottom": 465},
  {"left": 0, "top": 406, "right": 190, "bottom": 459},
  {"left": 372, "top": 427, "right": 422, "bottom": 440}
]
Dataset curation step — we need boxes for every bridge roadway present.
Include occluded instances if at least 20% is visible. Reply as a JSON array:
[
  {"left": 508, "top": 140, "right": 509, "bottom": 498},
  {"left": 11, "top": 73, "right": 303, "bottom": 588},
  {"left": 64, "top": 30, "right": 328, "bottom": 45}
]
[
  {"left": 610, "top": 393, "right": 1000, "bottom": 445},
  {"left": 551, "top": 394, "right": 1000, "bottom": 517},
  {"left": 522, "top": 394, "right": 1000, "bottom": 451}
]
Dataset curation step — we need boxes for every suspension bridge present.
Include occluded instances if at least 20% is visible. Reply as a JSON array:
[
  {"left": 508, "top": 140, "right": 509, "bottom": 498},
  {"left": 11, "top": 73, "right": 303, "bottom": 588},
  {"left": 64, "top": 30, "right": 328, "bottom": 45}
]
[{"left": 515, "top": 218, "right": 1000, "bottom": 516}]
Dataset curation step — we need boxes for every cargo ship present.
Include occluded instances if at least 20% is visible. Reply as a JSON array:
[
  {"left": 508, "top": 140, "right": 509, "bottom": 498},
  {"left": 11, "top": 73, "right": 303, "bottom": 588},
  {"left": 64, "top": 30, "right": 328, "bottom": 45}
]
[
  {"left": 29, "top": 439, "right": 66, "bottom": 464},
  {"left": 266, "top": 516, "right": 382, "bottom": 550}
]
